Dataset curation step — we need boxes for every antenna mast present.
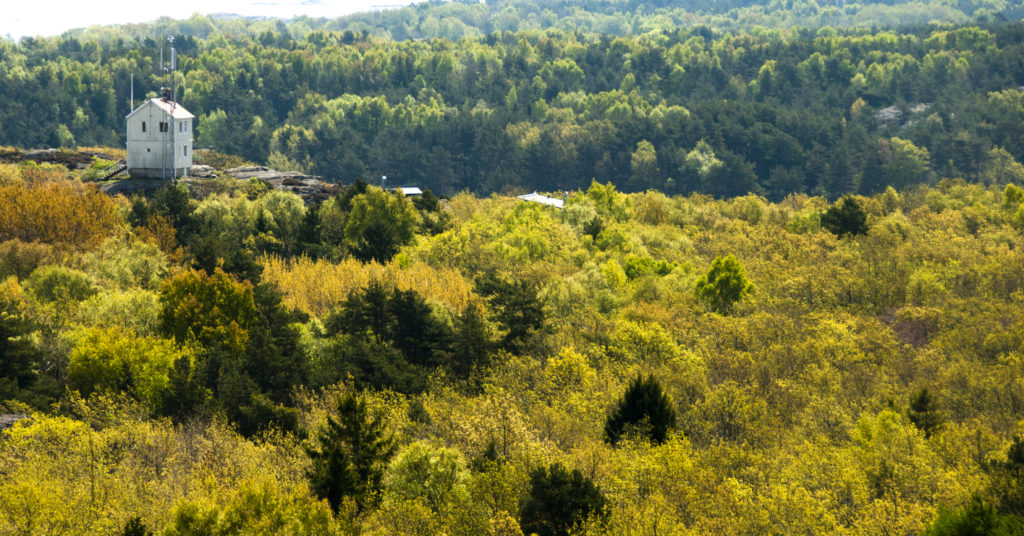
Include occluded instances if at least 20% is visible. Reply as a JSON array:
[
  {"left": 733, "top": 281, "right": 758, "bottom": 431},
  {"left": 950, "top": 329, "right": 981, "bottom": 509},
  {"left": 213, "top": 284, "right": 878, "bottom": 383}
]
[
  {"left": 170, "top": 36, "right": 176, "bottom": 103},
  {"left": 160, "top": 36, "right": 177, "bottom": 179}
]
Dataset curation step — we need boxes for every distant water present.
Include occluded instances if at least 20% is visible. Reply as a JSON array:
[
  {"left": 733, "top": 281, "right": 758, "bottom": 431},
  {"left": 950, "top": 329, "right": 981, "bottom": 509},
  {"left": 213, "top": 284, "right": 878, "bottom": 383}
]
[{"left": 2, "top": 0, "right": 420, "bottom": 40}]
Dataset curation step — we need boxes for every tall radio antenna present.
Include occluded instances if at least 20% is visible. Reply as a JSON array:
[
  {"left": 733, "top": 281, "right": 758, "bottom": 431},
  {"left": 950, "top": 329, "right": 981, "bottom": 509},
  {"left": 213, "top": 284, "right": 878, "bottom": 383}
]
[
  {"left": 161, "top": 36, "right": 177, "bottom": 179},
  {"left": 162, "top": 36, "right": 176, "bottom": 103}
]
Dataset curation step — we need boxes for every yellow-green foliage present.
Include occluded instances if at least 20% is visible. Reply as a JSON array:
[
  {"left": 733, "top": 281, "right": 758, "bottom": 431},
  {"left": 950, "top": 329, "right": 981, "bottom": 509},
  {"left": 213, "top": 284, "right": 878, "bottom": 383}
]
[
  {"left": 0, "top": 408, "right": 317, "bottom": 535},
  {"left": 5, "top": 180, "right": 1024, "bottom": 535},
  {"left": 260, "top": 255, "right": 474, "bottom": 319},
  {"left": 75, "top": 289, "right": 161, "bottom": 336},
  {"left": 24, "top": 264, "right": 99, "bottom": 303},
  {"left": 0, "top": 163, "right": 22, "bottom": 186},
  {"left": 80, "top": 238, "right": 169, "bottom": 290},
  {"left": 158, "top": 268, "right": 257, "bottom": 354},
  {"left": 0, "top": 239, "right": 55, "bottom": 281},
  {"left": 66, "top": 327, "right": 186, "bottom": 406}
]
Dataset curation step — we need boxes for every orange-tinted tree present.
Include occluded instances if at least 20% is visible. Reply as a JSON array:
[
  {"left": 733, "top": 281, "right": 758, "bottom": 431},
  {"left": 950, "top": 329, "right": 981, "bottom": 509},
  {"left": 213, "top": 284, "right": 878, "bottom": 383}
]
[{"left": 0, "top": 181, "right": 124, "bottom": 249}]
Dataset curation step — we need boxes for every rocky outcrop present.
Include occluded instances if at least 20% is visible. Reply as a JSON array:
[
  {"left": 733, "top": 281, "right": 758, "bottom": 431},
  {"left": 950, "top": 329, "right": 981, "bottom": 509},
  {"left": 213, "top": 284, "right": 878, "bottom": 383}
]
[
  {"left": 5, "top": 151, "right": 339, "bottom": 205},
  {"left": 4, "top": 148, "right": 101, "bottom": 169},
  {"left": 189, "top": 165, "right": 216, "bottom": 178},
  {"left": 876, "top": 105, "right": 902, "bottom": 126},
  {"left": 225, "top": 166, "right": 318, "bottom": 181},
  {"left": 98, "top": 178, "right": 168, "bottom": 195},
  {"left": 0, "top": 414, "right": 28, "bottom": 433},
  {"left": 225, "top": 166, "right": 338, "bottom": 204},
  {"left": 262, "top": 176, "right": 338, "bottom": 204}
]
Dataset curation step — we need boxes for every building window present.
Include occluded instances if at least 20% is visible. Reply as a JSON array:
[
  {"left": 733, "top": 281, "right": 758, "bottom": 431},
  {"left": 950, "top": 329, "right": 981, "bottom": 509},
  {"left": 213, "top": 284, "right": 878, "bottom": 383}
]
[
  {"left": 141, "top": 121, "right": 146, "bottom": 132},
  {"left": 159, "top": 122, "right": 168, "bottom": 132},
  {"left": 184, "top": 145, "right": 188, "bottom": 157}
]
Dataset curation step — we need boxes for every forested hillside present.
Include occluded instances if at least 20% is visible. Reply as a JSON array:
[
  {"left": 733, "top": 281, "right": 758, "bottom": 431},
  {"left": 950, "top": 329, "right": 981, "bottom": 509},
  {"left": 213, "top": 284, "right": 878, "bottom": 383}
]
[
  {"left": 3, "top": 11, "right": 1024, "bottom": 198},
  {"left": 4, "top": 2, "right": 1024, "bottom": 534},
  {"left": 2, "top": 158, "right": 1024, "bottom": 533}
]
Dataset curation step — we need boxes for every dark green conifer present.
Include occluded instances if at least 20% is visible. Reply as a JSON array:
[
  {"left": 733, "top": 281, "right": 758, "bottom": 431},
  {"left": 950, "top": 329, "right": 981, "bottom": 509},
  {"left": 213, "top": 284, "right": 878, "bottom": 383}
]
[
  {"left": 306, "top": 392, "right": 395, "bottom": 512},
  {"left": 822, "top": 196, "right": 869, "bottom": 237},
  {"left": 519, "top": 463, "right": 608, "bottom": 536},
  {"left": 908, "top": 387, "right": 943, "bottom": 439},
  {"left": 604, "top": 375, "right": 677, "bottom": 446}
]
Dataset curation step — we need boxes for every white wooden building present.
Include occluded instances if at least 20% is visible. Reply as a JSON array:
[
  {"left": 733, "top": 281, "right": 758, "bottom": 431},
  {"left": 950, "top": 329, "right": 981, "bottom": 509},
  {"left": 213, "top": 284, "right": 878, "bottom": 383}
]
[
  {"left": 516, "top": 191, "right": 565, "bottom": 208},
  {"left": 126, "top": 97, "right": 194, "bottom": 179}
]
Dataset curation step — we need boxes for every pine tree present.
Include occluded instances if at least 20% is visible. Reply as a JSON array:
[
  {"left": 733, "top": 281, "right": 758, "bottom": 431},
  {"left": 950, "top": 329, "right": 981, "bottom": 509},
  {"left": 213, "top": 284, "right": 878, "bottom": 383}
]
[
  {"left": 908, "top": 387, "right": 943, "bottom": 439},
  {"left": 475, "top": 273, "right": 545, "bottom": 352},
  {"left": 821, "top": 196, "right": 869, "bottom": 237},
  {"left": 306, "top": 391, "right": 395, "bottom": 512},
  {"left": 604, "top": 375, "right": 677, "bottom": 446},
  {"left": 519, "top": 463, "right": 609, "bottom": 536},
  {"left": 993, "top": 436, "right": 1024, "bottom": 516},
  {"left": 157, "top": 356, "right": 209, "bottom": 422},
  {"left": 0, "top": 312, "right": 40, "bottom": 397},
  {"left": 120, "top": 517, "right": 153, "bottom": 536},
  {"left": 694, "top": 255, "right": 754, "bottom": 315}
]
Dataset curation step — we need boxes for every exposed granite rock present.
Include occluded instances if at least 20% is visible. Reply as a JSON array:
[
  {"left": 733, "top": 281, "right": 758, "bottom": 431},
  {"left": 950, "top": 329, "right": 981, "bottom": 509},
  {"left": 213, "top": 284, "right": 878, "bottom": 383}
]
[
  {"left": 226, "top": 166, "right": 318, "bottom": 181},
  {"left": 876, "top": 105, "right": 903, "bottom": 125},
  {"left": 225, "top": 167, "right": 338, "bottom": 204},
  {"left": 189, "top": 165, "right": 216, "bottom": 178},
  {"left": 6, "top": 148, "right": 98, "bottom": 169},
  {"left": 263, "top": 176, "right": 339, "bottom": 204},
  {"left": 98, "top": 178, "right": 169, "bottom": 195},
  {"left": 0, "top": 414, "right": 28, "bottom": 433}
]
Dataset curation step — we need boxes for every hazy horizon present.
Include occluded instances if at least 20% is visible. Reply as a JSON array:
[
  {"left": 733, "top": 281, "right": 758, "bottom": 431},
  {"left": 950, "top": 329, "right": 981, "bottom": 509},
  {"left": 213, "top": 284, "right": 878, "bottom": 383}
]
[{"left": 2, "top": 0, "right": 420, "bottom": 40}]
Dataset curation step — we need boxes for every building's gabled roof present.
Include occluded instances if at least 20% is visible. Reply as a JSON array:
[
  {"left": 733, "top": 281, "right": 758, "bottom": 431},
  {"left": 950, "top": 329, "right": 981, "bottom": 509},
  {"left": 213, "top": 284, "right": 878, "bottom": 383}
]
[
  {"left": 126, "top": 98, "right": 194, "bottom": 120},
  {"left": 394, "top": 186, "right": 423, "bottom": 196},
  {"left": 517, "top": 191, "right": 564, "bottom": 208}
]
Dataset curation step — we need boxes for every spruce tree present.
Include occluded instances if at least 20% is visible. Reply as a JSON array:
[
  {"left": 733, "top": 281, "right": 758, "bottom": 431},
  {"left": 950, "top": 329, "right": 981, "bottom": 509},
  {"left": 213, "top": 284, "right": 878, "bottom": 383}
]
[
  {"left": 306, "top": 392, "right": 395, "bottom": 512},
  {"left": 908, "top": 387, "right": 943, "bottom": 439},
  {"left": 604, "top": 375, "right": 677, "bottom": 446},
  {"left": 822, "top": 196, "right": 869, "bottom": 237},
  {"left": 519, "top": 463, "right": 608, "bottom": 536}
]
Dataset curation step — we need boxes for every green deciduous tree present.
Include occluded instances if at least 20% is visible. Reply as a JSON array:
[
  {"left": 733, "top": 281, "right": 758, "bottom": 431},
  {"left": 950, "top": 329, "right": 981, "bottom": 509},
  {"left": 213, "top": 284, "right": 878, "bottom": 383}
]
[
  {"left": 883, "top": 137, "right": 933, "bottom": 190},
  {"left": 694, "top": 255, "right": 754, "bottom": 315},
  {"left": 628, "top": 140, "right": 659, "bottom": 191},
  {"left": 344, "top": 187, "right": 418, "bottom": 263},
  {"left": 159, "top": 268, "right": 257, "bottom": 355},
  {"left": 67, "top": 327, "right": 186, "bottom": 409},
  {"left": 25, "top": 265, "right": 98, "bottom": 303}
]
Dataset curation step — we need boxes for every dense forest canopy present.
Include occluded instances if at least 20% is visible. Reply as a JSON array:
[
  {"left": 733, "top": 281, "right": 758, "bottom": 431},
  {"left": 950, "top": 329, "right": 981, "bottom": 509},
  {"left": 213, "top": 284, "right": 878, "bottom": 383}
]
[
  {"left": 3, "top": 1, "right": 1024, "bottom": 533},
  {"left": 2, "top": 161, "right": 1024, "bottom": 533},
  {"left": 2, "top": 3, "right": 1024, "bottom": 198}
]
